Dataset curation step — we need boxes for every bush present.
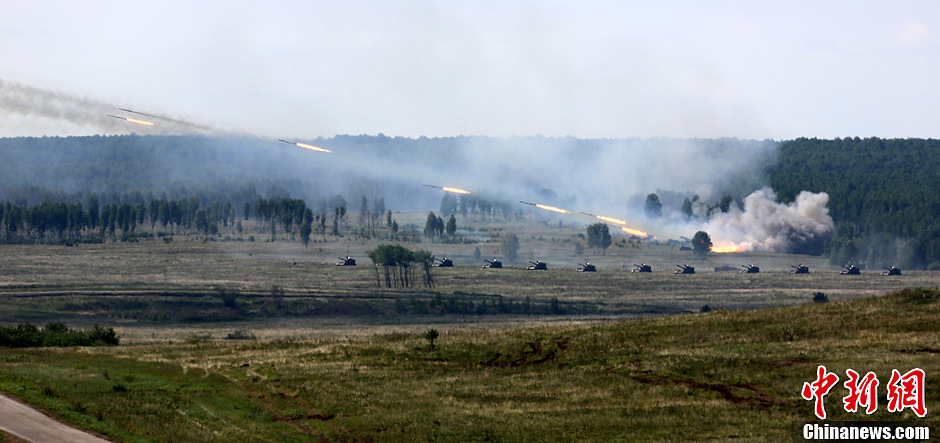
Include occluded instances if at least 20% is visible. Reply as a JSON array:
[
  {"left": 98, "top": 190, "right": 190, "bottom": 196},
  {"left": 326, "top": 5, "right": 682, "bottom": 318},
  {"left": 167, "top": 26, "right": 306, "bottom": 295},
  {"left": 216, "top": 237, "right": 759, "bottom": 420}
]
[
  {"left": 0, "top": 323, "right": 118, "bottom": 347},
  {"left": 225, "top": 330, "right": 257, "bottom": 340}
]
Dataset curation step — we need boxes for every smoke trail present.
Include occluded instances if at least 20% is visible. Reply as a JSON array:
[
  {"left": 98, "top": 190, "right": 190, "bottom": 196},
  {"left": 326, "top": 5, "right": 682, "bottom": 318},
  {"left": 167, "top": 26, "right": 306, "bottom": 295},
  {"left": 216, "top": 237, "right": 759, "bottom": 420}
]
[
  {"left": 0, "top": 77, "right": 212, "bottom": 134},
  {"left": 700, "top": 188, "right": 834, "bottom": 253}
]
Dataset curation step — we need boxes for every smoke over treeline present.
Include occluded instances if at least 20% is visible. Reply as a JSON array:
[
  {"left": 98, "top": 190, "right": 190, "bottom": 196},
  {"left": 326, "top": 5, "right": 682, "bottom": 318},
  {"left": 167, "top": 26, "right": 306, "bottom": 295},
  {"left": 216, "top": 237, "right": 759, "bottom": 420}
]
[
  {"left": 2, "top": 134, "right": 938, "bottom": 266},
  {"left": 0, "top": 134, "right": 778, "bottom": 211}
]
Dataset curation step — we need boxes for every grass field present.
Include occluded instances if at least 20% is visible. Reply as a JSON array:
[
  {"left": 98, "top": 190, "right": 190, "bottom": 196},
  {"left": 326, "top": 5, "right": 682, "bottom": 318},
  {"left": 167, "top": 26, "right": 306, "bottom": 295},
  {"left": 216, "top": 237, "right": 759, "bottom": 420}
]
[
  {"left": 1, "top": 222, "right": 934, "bottom": 342},
  {"left": 0, "top": 288, "right": 936, "bottom": 441},
  {"left": 0, "top": 218, "right": 937, "bottom": 440}
]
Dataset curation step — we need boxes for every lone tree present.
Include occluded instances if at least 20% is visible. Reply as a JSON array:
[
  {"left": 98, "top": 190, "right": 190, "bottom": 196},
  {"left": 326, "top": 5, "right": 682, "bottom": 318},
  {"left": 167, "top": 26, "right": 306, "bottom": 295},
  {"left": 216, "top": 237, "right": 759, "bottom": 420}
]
[
  {"left": 586, "top": 222, "right": 612, "bottom": 255},
  {"left": 424, "top": 328, "right": 440, "bottom": 349},
  {"left": 692, "top": 231, "right": 713, "bottom": 258},
  {"left": 424, "top": 212, "right": 444, "bottom": 239},
  {"left": 502, "top": 233, "right": 520, "bottom": 263},
  {"left": 445, "top": 214, "right": 457, "bottom": 237},
  {"left": 644, "top": 193, "right": 662, "bottom": 218}
]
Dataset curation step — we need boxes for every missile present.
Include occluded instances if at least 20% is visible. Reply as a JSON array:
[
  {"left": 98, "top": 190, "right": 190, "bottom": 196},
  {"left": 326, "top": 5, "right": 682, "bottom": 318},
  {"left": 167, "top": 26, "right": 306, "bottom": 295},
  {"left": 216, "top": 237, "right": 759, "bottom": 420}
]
[
  {"left": 107, "top": 114, "right": 155, "bottom": 126},
  {"left": 423, "top": 184, "right": 471, "bottom": 194},
  {"left": 519, "top": 201, "right": 569, "bottom": 214},
  {"left": 278, "top": 139, "right": 332, "bottom": 153}
]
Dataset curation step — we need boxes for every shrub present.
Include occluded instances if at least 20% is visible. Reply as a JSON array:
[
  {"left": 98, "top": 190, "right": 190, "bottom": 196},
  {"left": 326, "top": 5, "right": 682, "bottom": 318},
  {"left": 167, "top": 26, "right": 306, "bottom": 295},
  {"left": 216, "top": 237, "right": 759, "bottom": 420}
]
[
  {"left": 0, "top": 323, "right": 118, "bottom": 347},
  {"left": 424, "top": 329, "right": 440, "bottom": 349},
  {"left": 225, "top": 330, "right": 257, "bottom": 340}
]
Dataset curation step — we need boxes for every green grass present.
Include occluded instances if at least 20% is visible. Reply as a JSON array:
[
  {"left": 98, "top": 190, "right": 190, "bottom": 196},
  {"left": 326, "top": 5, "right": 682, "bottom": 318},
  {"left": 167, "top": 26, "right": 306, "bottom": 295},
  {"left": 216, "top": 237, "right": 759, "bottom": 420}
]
[{"left": 0, "top": 288, "right": 936, "bottom": 441}]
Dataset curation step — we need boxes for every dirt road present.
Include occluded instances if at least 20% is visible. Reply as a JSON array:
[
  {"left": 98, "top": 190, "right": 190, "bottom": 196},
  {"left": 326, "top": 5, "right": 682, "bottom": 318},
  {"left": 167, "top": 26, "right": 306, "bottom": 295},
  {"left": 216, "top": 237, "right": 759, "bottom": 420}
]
[{"left": 0, "top": 393, "right": 111, "bottom": 442}]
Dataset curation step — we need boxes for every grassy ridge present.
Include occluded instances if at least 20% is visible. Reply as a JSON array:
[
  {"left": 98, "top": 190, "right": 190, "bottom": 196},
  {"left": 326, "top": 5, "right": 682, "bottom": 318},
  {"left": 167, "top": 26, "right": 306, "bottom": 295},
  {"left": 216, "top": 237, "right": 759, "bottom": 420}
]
[{"left": 0, "top": 288, "right": 937, "bottom": 441}]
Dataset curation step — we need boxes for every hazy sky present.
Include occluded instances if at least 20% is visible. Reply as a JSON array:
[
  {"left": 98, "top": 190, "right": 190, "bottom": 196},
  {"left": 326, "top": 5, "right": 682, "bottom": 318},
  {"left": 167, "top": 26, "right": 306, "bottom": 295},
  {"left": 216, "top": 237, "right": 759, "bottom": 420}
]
[{"left": 1, "top": 1, "right": 937, "bottom": 139}]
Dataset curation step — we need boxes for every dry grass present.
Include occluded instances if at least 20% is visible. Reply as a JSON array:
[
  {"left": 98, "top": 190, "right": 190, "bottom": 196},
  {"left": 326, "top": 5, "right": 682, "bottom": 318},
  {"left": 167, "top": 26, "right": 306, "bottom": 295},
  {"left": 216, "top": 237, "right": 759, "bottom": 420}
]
[
  {"left": 1, "top": 227, "right": 933, "bottom": 343},
  {"left": 0, "top": 288, "right": 935, "bottom": 441}
]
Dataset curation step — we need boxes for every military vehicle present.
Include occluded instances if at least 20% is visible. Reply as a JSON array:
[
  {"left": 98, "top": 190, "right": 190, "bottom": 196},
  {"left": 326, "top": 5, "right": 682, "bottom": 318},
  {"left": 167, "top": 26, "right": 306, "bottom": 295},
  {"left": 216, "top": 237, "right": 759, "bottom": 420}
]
[
  {"left": 840, "top": 264, "right": 861, "bottom": 275},
  {"left": 741, "top": 264, "right": 760, "bottom": 274},
  {"left": 578, "top": 263, "right": 596, "bottom": 272},
  {"left": 882, "top": 266, "right": 902, "bottom": 276},
  {"left": 526, "top": 261, "right": 548, "bottom": 270},
  {"left": 435, "top": 258, "right": 454, "bottom": 267},
  {"left": 632, "top": 263, "right": 652, "bottom": 273},
  {"left": 790, "top": 264, "right": 810, "bottom": 274},
  {"left": 483, "top": 259, "right": 503, "bottom": 269},
  {"left": 336, "top": 256, "right": 357, "bottom": 266},
  {"left": 675, "top": 264, "right": 695, "bottom": 274}
]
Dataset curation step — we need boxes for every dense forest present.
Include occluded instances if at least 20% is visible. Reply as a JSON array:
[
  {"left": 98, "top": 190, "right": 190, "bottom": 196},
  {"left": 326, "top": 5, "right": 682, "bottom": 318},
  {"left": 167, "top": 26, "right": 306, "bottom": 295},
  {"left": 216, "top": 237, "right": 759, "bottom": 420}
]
[{"left": 767, "top": 137, "right": 940, "bottom": 269}]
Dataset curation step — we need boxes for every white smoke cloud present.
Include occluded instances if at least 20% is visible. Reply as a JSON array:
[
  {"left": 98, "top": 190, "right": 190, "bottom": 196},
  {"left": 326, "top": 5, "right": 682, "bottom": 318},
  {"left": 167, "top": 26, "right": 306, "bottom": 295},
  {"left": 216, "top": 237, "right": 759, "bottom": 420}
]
[{"left": 699, "top": 188, "right": 834, "bottom": 253}]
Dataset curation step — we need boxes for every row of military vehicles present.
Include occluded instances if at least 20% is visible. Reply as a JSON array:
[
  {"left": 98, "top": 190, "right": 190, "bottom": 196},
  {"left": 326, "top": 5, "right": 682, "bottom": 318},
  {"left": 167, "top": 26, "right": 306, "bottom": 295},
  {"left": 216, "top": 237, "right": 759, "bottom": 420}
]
[{"left": 338, "top": 256, "right": 903, "bottom": 275}]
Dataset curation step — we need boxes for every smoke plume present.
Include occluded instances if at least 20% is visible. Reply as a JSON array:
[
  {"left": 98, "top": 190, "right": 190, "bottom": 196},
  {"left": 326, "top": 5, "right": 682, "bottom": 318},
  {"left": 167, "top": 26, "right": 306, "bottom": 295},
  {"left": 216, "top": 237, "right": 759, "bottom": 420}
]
[{"left": 697, "top": 188, "right": 834, "bottom": 254}]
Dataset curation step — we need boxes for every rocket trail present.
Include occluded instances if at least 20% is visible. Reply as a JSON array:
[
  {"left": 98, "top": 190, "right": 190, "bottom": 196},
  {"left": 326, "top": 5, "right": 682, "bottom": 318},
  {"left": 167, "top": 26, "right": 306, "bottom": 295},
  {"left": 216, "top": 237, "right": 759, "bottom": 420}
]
[
  {"left": 107, "top": 114, "right": 155, "bottom": 126},
  {"left": 117, "top": 107, "right": 215, "bottom": 132},
  {"left": 579, "top": 212, "right": 627, "bottom": 225},
  {"left": 423, "top": 184, "right": 472, "bottom": 194},
  {"left": 278, "top": 139, "right": 333, "bottom": 153},
  {"left": 519, "top": 201, "right": 570, "bottom": 214}
]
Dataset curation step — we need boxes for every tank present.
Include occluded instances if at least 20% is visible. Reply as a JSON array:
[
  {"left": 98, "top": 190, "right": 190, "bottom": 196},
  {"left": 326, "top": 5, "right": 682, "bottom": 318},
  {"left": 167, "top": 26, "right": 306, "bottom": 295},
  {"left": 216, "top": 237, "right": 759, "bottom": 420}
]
[
  {"left": 840, "top": 265, "right": 861, "bottom": 275},
  {"left": 526, "top": 261, "right": 548, "bottom": 270},
  {"left": 336, "top": 256, "right": 357, "bottom": 266},
  {"left": 789, "top": 264, "right": 810, "bottom": 274},
  {"left": 578, "top": 263, "right": 596, "bottom": 272},
  {"left": 632, "top": 263, "right": 652, "bottom": 273},
  {"left": 741, "top": 264, "right": 760, "bottom": 274},
  {"left": 675, "top": 264, "right": 695, "bottom": 274},
  {"left": 483, "top": 259, "right": 503, "bottom": 269},
  {"left": 435, "top": 258, "right": 454, "bottom": 267},
  {"left": 882, "top": 266, "right": 902, "bottom": 276}
]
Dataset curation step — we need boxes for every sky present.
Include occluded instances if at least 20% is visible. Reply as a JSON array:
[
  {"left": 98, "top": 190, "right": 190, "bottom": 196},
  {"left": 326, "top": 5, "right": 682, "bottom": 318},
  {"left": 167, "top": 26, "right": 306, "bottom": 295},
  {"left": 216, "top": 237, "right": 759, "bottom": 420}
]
[{"left": 1, "top": 0, "right": 938, "bottom": 140}]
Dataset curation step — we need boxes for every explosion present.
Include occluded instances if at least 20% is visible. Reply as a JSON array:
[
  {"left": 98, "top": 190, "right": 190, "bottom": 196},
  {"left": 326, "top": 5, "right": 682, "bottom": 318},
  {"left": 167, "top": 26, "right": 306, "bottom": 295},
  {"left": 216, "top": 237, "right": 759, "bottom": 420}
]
[
  {"left": 710, "top": 244, "right": 741, "bottom": 253},
  {"left": 701, "top": 188, "right": 834, "bottom": 254}
]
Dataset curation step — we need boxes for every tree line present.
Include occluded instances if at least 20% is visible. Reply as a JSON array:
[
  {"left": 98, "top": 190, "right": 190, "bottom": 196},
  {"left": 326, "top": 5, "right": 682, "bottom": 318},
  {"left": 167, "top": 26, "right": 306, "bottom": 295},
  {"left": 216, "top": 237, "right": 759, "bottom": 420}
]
[
  {"left": 768, "top": 137, "right": 940, "bottom": 269},
  {"left": 0, "top": 192, "right": 356, "bottom": 245}
]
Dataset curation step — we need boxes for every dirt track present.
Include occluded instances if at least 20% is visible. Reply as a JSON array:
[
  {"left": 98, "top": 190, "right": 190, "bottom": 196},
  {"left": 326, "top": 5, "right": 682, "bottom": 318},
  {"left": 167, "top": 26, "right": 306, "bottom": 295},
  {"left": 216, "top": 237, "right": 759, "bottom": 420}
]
[{"left": 0, "top": 393, "right": 110, "bottom": 442}]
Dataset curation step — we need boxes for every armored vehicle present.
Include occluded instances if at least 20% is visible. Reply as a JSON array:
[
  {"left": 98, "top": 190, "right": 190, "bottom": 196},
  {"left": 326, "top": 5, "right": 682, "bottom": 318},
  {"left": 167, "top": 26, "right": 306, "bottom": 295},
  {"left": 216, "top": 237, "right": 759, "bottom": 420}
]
[
  {"left": 632, "top": 263, "right": 652, "bottom": 273},
  {"left": 790, "top": 264, "right": 810, "bottom": 274},
  {"left": 483, "top": 259, "right": 503, "bottom": 269},
  {"left": 337, "top": 256, "right": 357, "bottom": 266},
  {"left": 882, "top": 266, "right": 902, "bottom": 276},
  {"left": 675, "top": 264, "right": 695, "bottom": 274},
  {"left": 435, "top": 258, "right": 454, "bottom": 267},
  {"left": 578, "top": 263, "right": 596, "bottom": 272},
  {"left": 741, "top": 264, "right": 760, "bottom": 274},
  {"left": 526, "top": 261, "right": 548, "bottom": 271},
  {"left": 840, "top": 265, "right": 861, "bottom": 275}
]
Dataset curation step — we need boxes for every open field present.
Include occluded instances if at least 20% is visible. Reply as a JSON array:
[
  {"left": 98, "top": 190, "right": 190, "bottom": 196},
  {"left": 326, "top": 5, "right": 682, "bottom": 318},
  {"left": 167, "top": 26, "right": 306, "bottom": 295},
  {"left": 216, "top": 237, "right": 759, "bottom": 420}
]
[
  {"left": 0, "top": 218, "right": 937, "bottom": 440},
  {"left": 0, "top": 226, "right": 936, "bottom": 343},
  {"left": 0, "top": 288, "right": 936, "bottom": 441}
]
